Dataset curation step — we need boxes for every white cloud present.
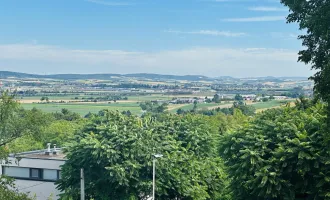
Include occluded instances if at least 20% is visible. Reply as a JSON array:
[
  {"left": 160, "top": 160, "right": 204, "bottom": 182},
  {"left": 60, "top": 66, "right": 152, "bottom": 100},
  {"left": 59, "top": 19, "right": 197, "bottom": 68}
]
[
  {"left": 85, "top": 0, "right": 134, "bottom": 6},
  {"left": 248, "top": 6, "right": 287, "bottom": 12},
  {"left": 222, "top": 16, "right": 286, "bottom": 22},
  {"left": 165, "top": 30, "right": 246, "bottom": 37},
  {"left": 270, "top": 32, "right": 299, "bottom": 39},
  {"left": 0, "top": 44, "right": 311, "bottom": 77}
]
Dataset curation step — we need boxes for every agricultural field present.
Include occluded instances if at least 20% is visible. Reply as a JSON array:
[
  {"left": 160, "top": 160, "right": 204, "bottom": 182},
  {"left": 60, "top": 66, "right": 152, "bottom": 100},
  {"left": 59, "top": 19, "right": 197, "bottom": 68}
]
[
  {"left": 21, "top": 102, "right": 142, "bottom": 116},
  {"left": 252, "top": 100, "right": 293, "bottom": 111},
  {"left": 20, "top": 99, "right": 294, "bottom": 116}
]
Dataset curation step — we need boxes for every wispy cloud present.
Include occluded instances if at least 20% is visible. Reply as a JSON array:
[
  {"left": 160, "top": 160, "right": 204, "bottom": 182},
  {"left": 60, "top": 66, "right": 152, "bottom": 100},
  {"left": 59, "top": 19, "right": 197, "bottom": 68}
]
[
  {"left": 165, "top": 30, "right": 246, "bottom": 37},
  {"left": 85, "top": 0, "right": 134, "bottom": 6},
  {"left": 248, "top": 6, "right": 287, "bottom": 12},
  {"left": 270, "top": 32, "right": 299, "bottom": 39},
  {"left": 222, "top": 16, "right": 286, "bottom": 22},
  {"left": 0, "top": 44, "right": 310, "bottom": 77}
]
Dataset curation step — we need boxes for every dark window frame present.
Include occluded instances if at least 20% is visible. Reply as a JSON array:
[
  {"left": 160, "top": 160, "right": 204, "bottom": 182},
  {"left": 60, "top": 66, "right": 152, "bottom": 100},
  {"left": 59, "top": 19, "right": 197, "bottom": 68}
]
[
  {"left": 29, "top": 168, "right": 43, "bottom": 179},
  {"left": 57, "top": 170, "right": 61, "bottom": 180}
]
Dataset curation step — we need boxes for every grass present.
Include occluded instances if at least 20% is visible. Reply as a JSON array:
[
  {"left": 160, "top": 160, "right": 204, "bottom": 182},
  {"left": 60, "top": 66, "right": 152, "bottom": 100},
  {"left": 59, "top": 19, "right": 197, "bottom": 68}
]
[
  {"left": 22, "top": 102, "right": 142, "bottom": 116},
  {"left": 169, "top": 103, "right": 226, "bottom": 113},
  {"left": 252, "top": 100, "right": 292, "bottom": 110}
]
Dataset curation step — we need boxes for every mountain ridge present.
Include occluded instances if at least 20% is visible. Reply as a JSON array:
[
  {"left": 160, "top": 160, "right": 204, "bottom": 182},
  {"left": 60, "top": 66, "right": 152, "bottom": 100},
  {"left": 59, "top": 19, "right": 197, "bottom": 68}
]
[{"left": 0, "top": 71, "right": 309, "bottom": 81}]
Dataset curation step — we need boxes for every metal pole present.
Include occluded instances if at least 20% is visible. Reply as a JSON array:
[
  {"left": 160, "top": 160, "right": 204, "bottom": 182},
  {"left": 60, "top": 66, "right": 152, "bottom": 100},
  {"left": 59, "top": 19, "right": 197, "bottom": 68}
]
[
  {"left": 152, "top": 159, "right": 156, "bottom": 200},
  {"left": 81, "top": 168, "right": 85, "bottom": 200}
]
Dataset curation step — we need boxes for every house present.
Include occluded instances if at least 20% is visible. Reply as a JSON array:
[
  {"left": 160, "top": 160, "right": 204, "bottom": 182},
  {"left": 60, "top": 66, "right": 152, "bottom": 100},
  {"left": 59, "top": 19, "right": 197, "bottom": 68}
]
[
  {"left": 242, "top": 95, "right": 257, "bottom": 101},
  {"left": 0, "top": 144, "right": 66, "bottom": 200},
  {"left": 274, "top": 96, "right": 287, "bottom": 100}
]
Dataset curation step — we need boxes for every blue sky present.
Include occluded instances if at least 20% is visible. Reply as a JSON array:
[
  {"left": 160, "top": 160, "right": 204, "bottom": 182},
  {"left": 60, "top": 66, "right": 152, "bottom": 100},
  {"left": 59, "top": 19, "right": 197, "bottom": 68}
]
[{"left": 0, "top": 0, "right": 312, "bottom": 77}]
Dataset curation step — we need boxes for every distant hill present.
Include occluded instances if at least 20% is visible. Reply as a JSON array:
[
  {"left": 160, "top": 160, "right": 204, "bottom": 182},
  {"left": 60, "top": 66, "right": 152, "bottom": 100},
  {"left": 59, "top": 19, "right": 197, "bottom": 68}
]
[
  {"left": 0, "top": 71, "right": 212, "bottom": 81},
  {"left": 0, "top": 71, "right": 38, "bottom": 79},
  {"left": 0, "top": 71, "right": 309, "bottom": 82}
]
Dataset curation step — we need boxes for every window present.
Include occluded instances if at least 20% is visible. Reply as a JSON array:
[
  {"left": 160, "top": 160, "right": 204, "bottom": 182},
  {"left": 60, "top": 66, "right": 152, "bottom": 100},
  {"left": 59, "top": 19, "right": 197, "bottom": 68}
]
[
  {"left": 2, "top": 166, "right": 60, "bottom": 181},
  {"left": 30, "top": 168, "right": 43, "bottom": 179},
  {"left": 3, "top": 166, "right": 29, "bottom": 178},
  {"left": 43, "top": 169, "right": 57, "bottom": 180}
]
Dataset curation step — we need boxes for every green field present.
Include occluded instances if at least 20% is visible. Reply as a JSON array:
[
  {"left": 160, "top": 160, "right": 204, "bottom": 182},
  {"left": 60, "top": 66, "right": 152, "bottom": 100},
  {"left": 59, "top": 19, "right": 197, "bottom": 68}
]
[
  {"left": 21, "top": 97, "right": 293, "bottom": 116},
  {"left": 22, "top": 102, "right": 142, "bottom": 116},
  {"left": 20, "top": 93, "right": 215, "bottom": 102},
  {"left": 252, "top": 100, "right": 292, "bottom": 110},
  {"left": 169, "top": 103, "right": 229, "bottom": 113}
]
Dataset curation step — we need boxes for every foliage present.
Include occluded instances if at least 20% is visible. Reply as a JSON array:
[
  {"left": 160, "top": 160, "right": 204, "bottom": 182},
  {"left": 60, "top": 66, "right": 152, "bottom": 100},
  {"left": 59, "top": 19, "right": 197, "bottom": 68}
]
[
  {"left": 213, "top": 94, "right": 221, "bottom": 103},
  {"left": 233, "top": 103, "right": 256, "bottom": 116},
  {"left": 7, "top": 135, "right": 44, "bottom": 153},
  {"left": 140, "top": 101, "right": 168, "bottom": 114},
  {"left": 0, "top": 92, "right": 52, "bottom": 147},
  {"left": 295, "top": 96, "right": 314, "bottom": 111},
  {"left": 284, "top": 87, "right": 305, "bottom": 99},
  {"left": 234, "top": 94, "right": 243, "bottom": 102},
  {"left": 41, "top": 120, "right": 84, "bottom": 147},
  {"left": 281, "top": 0, "right": 330, "bottom": 119},
  {"left": 220, "top": 104, "right": 330, "bottom": 199},
  {"left": 40, "top": 96, "right": 49, "bottom": 103},
  {"left": 261, "top": 97, "right": 269, "bottom": 102},
  {"left": 57, "top": 111, "right": 229, "bottom": 200},
  {"left": 0, "top": 176, "right": 34, "bottom": 200},
  {"left": 53, "top": 108, "right": 81, "bottom": 121}
]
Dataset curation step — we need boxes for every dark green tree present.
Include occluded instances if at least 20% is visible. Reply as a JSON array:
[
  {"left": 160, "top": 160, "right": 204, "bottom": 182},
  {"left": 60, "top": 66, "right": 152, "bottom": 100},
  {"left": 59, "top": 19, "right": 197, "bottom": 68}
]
[
  {"left": 220, "top": 104, "right": 330, "bottom": 199},
  {"left": 0, "top": 92, "right": 51, "bottom": 147},
  {"left": 281, "top": 0, "right": 330, "bottom": 122},
  {"left": 213, "top": 94, "right": 221, "bottom": 103},
  {"left": 192, "top": 100, "right": 198, "bottom": 112},
  {"left": 234, "top": 94, "right": 244, "bottom": 102},
  {"left": 57, "top": 111, "right": 229, "bottom": 200}
]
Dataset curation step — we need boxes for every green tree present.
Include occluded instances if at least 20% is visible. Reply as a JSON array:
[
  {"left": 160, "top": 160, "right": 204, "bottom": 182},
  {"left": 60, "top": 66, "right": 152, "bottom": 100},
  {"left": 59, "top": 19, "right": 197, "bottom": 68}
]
[
  {"left": 140, "top": 101, "right": 168, "bottom": 114},
  {"left": 234, "top": 94, "right": 244, "bottom": 102},
  {"left": 219, "top": 104, "right": 330, "bottom": 199},
  {"left": 213, "top": 94, "right": 221, "bottom": 103},
  {"left": 262, "top": 97, "right": 269, "bottom": 102},
  {"left": 53, "top": 108, "right": 81, "bottom": 121},
  {"left": 41, "top": 120, "right": 84, "bottom": 147},
  {"left": 176, "top": 108, "right": 185, "bottom": 115},
  {"left": 57, "top": 111, "right": 229, "bottom": 200},
  {"left": 192, "top": 100, "right": 198, "bottom": 112},
  {"left": 0, "top": 176, "right": 34, "bottom": 200},
  {"left": 0, "top": 91, "right": 42, "bottom": 199},
  {"left": 0, "top": 92, "right": 51, "bottom": 147},
  {"left": 281, "top": 0, "right": 330, "bottom": 122}
]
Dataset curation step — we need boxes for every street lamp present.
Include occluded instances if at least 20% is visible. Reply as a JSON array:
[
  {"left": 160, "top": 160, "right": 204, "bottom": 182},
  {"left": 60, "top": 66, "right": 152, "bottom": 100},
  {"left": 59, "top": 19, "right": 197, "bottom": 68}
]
[{"left": 153, "top": 154, "right": 163, "bottom": 200}]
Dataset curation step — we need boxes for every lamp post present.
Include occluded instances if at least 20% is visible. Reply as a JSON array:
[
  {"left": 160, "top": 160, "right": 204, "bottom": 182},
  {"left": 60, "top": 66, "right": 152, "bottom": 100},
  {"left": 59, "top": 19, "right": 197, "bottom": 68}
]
[{"left": 153, "top": 154, "right": 163, "bottom": 200}]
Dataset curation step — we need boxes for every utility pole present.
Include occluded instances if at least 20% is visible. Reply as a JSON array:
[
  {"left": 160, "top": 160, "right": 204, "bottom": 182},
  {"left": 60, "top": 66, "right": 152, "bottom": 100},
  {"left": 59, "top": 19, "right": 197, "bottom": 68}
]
[
  {"left": 152, "top": 159, "right": 156, "bottom": 200},
  {"left": 81, "top": 168, "right": 85, "bottom": 200},
  {"left": 152, "top": 154, "right": 163, "bottom": 200}
]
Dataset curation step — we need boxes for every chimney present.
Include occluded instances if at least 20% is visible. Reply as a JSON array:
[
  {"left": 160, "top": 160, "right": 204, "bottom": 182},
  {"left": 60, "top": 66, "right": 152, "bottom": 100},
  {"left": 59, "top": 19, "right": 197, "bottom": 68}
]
[
  {"left": 45, "top": 143, "right": 51, "bottom": 155},
  {"left": 53, "top": 144, "right": 57, "bottom": 155}
]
